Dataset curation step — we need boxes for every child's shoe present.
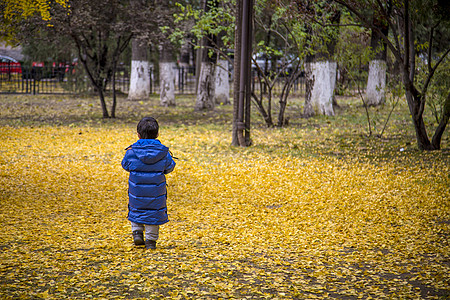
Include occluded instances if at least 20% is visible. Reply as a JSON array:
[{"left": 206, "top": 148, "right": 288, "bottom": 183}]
[
  {"left": 145, "top": 240, "right": 156, "bottom": 250},
  {"left": 132, "top": 230, "right": 144, "bottom": 246}
]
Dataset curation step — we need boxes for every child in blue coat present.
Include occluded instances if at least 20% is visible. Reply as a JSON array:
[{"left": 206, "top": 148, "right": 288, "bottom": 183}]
[{"left": 122, "top": 117, "right": 176, "bottom": 250}]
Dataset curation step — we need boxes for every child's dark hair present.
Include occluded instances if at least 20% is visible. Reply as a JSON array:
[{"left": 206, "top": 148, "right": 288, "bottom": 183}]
[{"left": 137, "top": 117, "right": 159, "bottom": 139}]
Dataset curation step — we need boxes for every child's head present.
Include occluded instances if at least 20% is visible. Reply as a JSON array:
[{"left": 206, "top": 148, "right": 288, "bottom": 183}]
[{"left": 137, "top": 117, "right": 159, "bottom": 139}]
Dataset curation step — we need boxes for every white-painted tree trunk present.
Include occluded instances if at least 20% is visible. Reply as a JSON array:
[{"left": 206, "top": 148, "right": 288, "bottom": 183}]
[
  {"left": 195, "top": 62, "right": 215, "bottom": 110},
  {"left": 159, "top": 62, "right": 176, "bottom": 106},
  {"left": 214, "top": 59, "right": 230, "bottom": 105},
  {"left": 366, "top": 59, "right": 386, "bottom": 106},
  {"left": 304, "top": 61, "right": 336, "bottom": 116},
  {"left": 128, "top": 60, "right": 150, "bottom": 100}
]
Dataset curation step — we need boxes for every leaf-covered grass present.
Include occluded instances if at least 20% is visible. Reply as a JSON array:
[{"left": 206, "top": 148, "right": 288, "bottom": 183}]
[{"left": 0, "top": 94, "right": 449, "bottom": 299}]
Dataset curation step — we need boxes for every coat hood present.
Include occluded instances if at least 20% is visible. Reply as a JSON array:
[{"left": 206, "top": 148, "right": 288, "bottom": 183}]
[{"left": 131, "top": 139, "right": 168, "bottom": 165}]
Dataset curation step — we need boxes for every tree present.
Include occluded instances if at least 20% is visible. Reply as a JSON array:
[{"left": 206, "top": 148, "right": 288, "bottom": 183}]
[
  {"left": 60, "top": 0, "right": 132, "bottom": 118},
  {"left": 365, "top": 9, "right": 390, "bottom": 106},
  {"left": 127, "top": 0, "right": 151, "bottom": 101},
  {"left": 334, "top": 0, "right": 450, "bottom": 150},
  {"left": 1, "top": 0, "right": 135, "bottom": 118},
  {"left": 19, "top": 29, "right": 75, "bottom": 64},
  {"left": 0, "top": 0, "right": 68, "bottom": 45},
  {"left": 215, "top": 58, "right": 230, "bottom": 105},
  {"left": 159, "top": 39, "right": 176, "bottom": 107},
  {"left": 195, "top": 0, "right": 219, "bottom": 111},
  {"left": 128, "top": 38, "right": 150, "bottom": 101},
  {"left": 171, "top": 0, "right": 235, "bottom": 110},
  {"left": 214, "top": 30, "right": 230, "bottom": 105},
  {"left": 249, "top": 1, "right": 307, "bottom": 127},
  {"left": 155, "top": 0, "right": 179, "bottom": 107},
  {"left": 334, "top": 18, "right": 376, "bottom": 136},
  {"left": 299, "top": 1, "right": 341, "bottom": 117}
]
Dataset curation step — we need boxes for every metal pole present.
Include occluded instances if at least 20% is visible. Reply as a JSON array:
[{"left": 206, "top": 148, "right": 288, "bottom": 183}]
[
  {"left": 33, "top": 67, "right": 36, "bottom": 95},
  {"left": 244, "top": 0, "right": 253, "bottom": 145},
  {"left": 237, "top": 0, "right": 252, "bottom": 146}
]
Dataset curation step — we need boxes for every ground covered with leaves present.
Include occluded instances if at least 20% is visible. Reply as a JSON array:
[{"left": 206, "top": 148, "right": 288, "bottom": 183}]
[{"left": 0, "top": 94, "right": 449, "bottom": 299}]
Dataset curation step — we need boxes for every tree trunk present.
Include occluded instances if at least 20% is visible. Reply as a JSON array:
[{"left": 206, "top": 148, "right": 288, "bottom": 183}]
[
  {"left": 128, "top": 38, "right": 150, "bottom": 101},
  {"left": 406, "top": 92, "right": 433, "bottom": 150},
  {"left": 195, "top": 0, "right": 218, "bottom": 111},
  {"left": 251, "top": 88, "right": 274, "bottom": 127},
  {"left": 366, "top": 60, "right": 387, "bottom": 106},
  {"left": 159, "top": 40, "right": 176, "bottom": 107},
  {"left": 303, "top": 8, "right": 340, "bottom": 117},
  {"left": 112, "top": 34, "right": 132, "bottom": 118},
  {"left": 304, "top": 60, "right": 336, "bottom": 117},
  {"left": 195, "top": 39, "right": 203, "bottom": 95},
  {"left": 277, "top": 64, "right": 301, "bottom": 127},
  {"left": 215, "top": 59, "right": 230, "bottom": 105},
  {"left": 98, "top": 88, "right": 110, "bottom": 118},
  {"left": 402, "top": 1, "right": 434, "bottom": 151},
  {"left": 195, "top": 62, "right": 215, "bottom": 110},
  {"left": 431, "top": 90, "right": 450, "bottom": 149},
  {"left": 214, "top": 23, "right": 230, "bottom": 105},
  {"left": 112, "top": 61, "right": 117, "bottom": 118},
  {"left": 366, "top": 17, "right": 389, "bottom": 106}
]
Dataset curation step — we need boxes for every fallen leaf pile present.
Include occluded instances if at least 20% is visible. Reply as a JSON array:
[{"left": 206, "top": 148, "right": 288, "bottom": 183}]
[
  {"left": 0, "top": 93, "right": 449, "bottom": 299},
  {"left": 0, "top": 122, "right": 448, "bottom": 299}
]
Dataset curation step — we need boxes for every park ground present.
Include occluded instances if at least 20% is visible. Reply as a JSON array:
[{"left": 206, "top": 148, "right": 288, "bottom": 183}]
[{"left": 0, "top": 93, "right": 449, "bottom": 299}]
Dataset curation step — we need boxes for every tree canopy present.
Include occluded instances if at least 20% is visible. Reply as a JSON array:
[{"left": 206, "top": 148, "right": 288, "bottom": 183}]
[
  {"left": 0, "top": 0, "right": 449, "bottom": 150},
  {"left": 331, "top": 0, "right": 450, "bottom": 150},
  {"left": 0, "top": 0, "right": 68, "bottom": 44}
]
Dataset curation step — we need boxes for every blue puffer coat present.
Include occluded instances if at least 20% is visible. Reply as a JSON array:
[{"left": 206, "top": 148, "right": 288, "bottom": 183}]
[{"left": 121, "top": 139, "right": 176, "bottom": 225}]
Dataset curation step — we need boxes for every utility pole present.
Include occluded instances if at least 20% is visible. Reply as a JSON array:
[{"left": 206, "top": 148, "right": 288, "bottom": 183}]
[{"left": 233, "top": 0, "right": 253, "bottom": 146}]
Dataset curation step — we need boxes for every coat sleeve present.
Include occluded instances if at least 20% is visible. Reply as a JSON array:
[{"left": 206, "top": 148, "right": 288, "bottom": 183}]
[
  {"left": 164, "top": 152, "right": 176, "bottom": 174},
  {"left": 121, "top": 149, "right": 133, "bottom": 172}
]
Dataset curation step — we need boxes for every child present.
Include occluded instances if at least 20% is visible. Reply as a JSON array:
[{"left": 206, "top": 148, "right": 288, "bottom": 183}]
[{"left": 122, "top": 117, "right": 176, "bottom": 250}]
